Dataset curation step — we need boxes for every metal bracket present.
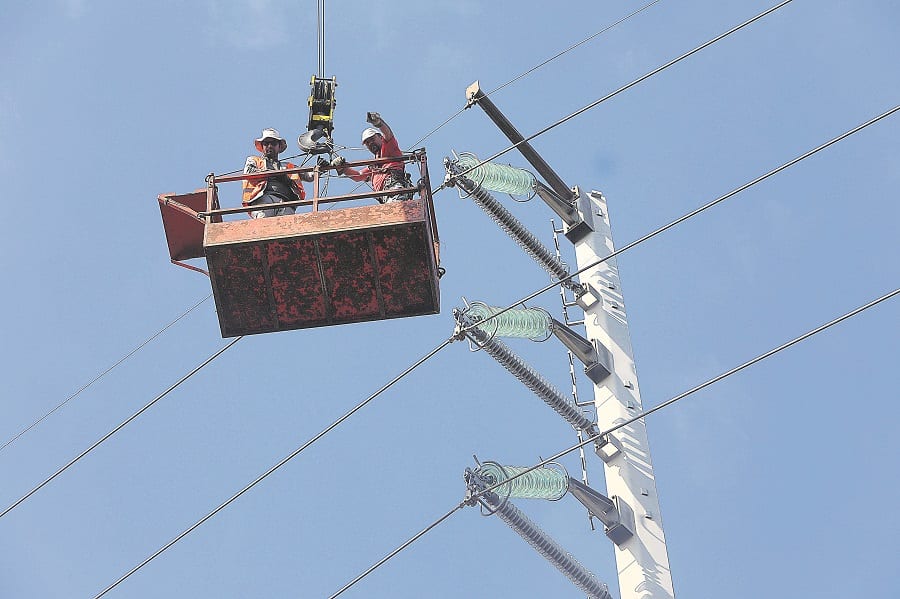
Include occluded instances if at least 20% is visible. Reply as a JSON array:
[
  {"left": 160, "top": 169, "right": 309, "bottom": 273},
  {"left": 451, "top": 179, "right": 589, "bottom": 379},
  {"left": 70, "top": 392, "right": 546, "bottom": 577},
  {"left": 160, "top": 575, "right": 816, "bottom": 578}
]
[
  {"left": 550, "top": 318, "right": 613, "bottom": 384},
  {"left": 595, "top": 434, "right": 623, "bottom": 463},
  {"left": 562, "top": 187, "right": 594, "bottom": 243},
  {"left": 567, "top": 478, "right": 635, "bottom": 546},
  {"left": 575, "top": 282, "right": 603, "bottom": 310}
]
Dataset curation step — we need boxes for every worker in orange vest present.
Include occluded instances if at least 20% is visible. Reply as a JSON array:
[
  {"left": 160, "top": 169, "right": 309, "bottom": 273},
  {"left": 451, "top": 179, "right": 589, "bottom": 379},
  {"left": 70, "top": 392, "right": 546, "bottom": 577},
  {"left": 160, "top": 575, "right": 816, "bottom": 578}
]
[{"left": 242, "top": 128, "right": 312, "bottom": 218}]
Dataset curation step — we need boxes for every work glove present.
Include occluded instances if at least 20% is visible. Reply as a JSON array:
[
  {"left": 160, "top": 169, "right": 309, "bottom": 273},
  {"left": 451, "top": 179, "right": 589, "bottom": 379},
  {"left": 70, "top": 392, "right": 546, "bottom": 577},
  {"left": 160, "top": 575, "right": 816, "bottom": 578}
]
[
  {"left": 366, "top": 112, "right": 384, "bottom": 127},
  {"left": 317, "top": 156, "right": 330, "bottom": 169},
  {"left": 331, "top": 155, "right": 346, "bottom": 174}
]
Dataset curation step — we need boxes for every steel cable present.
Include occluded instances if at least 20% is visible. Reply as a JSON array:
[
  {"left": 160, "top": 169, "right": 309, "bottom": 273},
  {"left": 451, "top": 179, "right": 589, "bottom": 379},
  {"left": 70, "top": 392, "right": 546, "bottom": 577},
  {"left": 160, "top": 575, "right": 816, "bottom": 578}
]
[
  {"left": 0, "top": 336, "right": 242, "bottom": 520},
  {"left": 456, "top": 103, "right": 900, "bottom": 339},
  {"left": 407, "top": 0, "right": 662, "bottom": 149},
  {"left": 329, "top": 288, "right": 898, "bottom": 597},
  {"left": 0, "top": 294, "right": 212, "bottom": 454},
  {"left": 91, "top": 98, "right": 898, "bottom": 598},
  {"left": 94, "top": 337, "right": 455, "bottom": 598},
  {"left": 451, "top": 0, "right": 795, "bottom": 184},
  {"left": 473, "top": 288, "right": 900, "bottom": 501}
]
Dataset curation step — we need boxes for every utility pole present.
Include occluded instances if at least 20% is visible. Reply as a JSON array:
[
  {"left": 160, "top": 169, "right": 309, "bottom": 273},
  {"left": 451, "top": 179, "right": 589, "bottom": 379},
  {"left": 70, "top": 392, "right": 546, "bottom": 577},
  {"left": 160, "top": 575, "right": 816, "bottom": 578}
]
[
  {"left": 464, "top": 81, "right": 675, "bottom": 598},
  {"left": 573, "top": 190, "right": 675, "bottom": 598}
]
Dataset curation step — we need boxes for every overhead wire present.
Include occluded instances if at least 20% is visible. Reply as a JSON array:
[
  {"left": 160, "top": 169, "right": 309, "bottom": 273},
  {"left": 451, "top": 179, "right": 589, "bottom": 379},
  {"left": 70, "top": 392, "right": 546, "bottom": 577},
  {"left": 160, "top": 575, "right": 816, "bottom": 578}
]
[
  {"left": 0, "top": 336, "right": 243, "bottom": 521},
  {"left": 93, "top": 336, "right": 455, "bottom": 598},
  {"left": 407, "top": 0, "right": 662, "bottom": 150},
  {"left": 221, "top": 1, "right": 659, "bottom": 176},
  {"left": 93, "top": 99, "right": 899, "bottom": 595},
  {"left": 0, "top": 294, "right": 212, "bottom": 454},
  {"left": 50, "top": 1, "right": 890, "bottom": 591},
  {"left": 331, "top": 287, "right": 900, "bottom": 596},
  {"left": 222, "top": 0, "right": 660, "bottom": 182},
  {"left": 446, "top": 0, "right": 795, "bottom": 188},
  {"left": 330, "top": 501, "right": 467, "bottom": 599},
  {"left": 455, "top": 102, "right": 900, "bottom": 338}
]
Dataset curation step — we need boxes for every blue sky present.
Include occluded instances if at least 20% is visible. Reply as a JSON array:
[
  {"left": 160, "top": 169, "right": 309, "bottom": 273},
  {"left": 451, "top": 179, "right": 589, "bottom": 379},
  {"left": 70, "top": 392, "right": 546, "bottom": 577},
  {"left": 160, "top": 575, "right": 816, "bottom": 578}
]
[{"left": 1, "top": 1, "right": 898, "bottom": 597}]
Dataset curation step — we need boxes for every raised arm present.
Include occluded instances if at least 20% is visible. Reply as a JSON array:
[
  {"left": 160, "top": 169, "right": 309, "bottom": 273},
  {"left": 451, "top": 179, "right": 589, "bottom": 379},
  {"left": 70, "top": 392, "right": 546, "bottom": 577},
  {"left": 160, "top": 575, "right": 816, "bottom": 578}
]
[{"left": 367, "top": 111, "right": 394, "bottom": 142}]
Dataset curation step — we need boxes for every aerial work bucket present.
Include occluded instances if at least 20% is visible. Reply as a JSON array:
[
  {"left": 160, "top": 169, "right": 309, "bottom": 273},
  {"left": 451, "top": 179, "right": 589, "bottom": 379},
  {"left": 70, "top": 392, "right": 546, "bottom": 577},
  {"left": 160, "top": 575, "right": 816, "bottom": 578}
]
[{"left": 157, "top": 150, "right": 441, "bottom": 337}]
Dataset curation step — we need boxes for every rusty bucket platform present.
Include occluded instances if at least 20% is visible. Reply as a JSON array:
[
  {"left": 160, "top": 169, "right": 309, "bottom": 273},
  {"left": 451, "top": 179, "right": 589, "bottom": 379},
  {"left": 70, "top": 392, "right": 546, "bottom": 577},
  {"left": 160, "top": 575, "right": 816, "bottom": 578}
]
[
  {"left": 157, "top": 150, "right": 441, "bottom": 338},
  {"left": 205, "top": 200, "right": 439, "bottom": 336}
]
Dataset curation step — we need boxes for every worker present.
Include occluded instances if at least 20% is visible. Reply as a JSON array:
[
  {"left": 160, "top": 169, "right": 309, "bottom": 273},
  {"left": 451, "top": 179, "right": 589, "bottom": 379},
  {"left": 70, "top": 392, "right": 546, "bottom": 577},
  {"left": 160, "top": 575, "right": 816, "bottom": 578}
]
[
  {"left": 243, "top": 128, "right": 312, "bottom": 218},
  {"left": 331, "top": 112, "right": 412, "bottom": 203}
]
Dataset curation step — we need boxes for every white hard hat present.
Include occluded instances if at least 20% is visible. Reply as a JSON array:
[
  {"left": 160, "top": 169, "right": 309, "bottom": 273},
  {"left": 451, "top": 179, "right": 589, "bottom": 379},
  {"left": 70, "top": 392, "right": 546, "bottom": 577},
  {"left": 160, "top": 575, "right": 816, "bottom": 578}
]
[
  {"left": 361, "top": 127, "right": 381, "bottom": 145},
  {"left": 255, "top": 128, "right": 287, "bottom": 152}
]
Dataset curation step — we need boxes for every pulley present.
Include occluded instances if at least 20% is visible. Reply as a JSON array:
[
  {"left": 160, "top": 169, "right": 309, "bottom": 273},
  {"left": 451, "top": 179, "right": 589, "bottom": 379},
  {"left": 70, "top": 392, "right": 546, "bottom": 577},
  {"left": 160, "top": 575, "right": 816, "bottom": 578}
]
[{"left": 307, "top": 75, "right": 337, "bottom": 134}]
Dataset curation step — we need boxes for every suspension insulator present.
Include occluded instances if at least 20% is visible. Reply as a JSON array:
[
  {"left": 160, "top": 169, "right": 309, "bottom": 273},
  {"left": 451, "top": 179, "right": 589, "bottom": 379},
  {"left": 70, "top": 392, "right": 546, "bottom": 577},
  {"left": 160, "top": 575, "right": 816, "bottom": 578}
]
[
  {"left": 455, "top": 311, "right": 597, "bottom": 434},
  {"left": 481, "top": 492, "right": 612, "bottom": 599},
  {"left": 446, "top": 159, "right": 581, "bottom": 294}
]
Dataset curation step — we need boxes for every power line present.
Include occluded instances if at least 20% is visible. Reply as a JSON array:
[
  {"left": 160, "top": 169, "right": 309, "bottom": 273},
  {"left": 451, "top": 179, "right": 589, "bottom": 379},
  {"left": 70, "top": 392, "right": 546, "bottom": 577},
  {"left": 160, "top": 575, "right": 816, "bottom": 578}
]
[
  {"left": 330, "top": 501, "right": 467, "bottom": 599},
  {"left": 485, "top": 0, "right": 663, "bottom": 98},
  {"left": 408, "top": 0, "right": 662, "bottom": 149},
  {"left": 330, "top": 287, "right": 899, "bottom": 596},
  {"left": 456, "top": 102, "right": 900, "bottom": 338},
  {"left": 0, "top": 336, "right": 242, "bottom": 521},
  {"left": 93, "top": 336, "right": 455, "bottom": 599},
  {"left": 476, "top": 288, "right": 900, "bottom": 500},
  {"left": 0, "top": 294, "right": 212, "bottom": 454},
  {"left": 94, "top": 99, "right": 898, "bottom": 594},
  {"left": 451, "top": 0, "right": 795, "bottom": 184}
]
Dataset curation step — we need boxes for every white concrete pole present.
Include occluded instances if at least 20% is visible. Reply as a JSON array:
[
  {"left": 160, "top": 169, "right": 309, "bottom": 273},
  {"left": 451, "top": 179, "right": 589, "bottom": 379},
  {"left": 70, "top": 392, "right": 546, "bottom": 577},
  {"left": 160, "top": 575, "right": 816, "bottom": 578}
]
[{"left": 573, "top": 189, "right": 675, "bottom": 599}]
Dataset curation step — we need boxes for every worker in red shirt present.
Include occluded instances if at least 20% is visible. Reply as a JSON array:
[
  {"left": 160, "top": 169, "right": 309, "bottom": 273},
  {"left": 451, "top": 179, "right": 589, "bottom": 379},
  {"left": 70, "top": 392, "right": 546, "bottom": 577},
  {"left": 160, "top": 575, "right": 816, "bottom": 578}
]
[{"left": 331, "top": 112, "right": 412, "bottom": 203}]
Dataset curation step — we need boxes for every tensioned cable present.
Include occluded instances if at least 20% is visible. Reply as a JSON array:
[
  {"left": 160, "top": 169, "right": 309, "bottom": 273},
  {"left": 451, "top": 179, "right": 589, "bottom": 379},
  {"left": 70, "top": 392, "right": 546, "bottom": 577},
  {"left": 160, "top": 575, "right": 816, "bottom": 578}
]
[
  {"left": 0, "top": 336, "right": 242, "bottom": 521},
  {"left": 317, "top": 0, "right": 326, "bottom": 78},
  {"left": 331, "top": 287, "right": 899, "bottom": 596},
  {"left": 455, "top": 103, "right": 900, "bottom": 338},
  {"left": 447, "top": 0, "right": 794, "bottom": 186},
  {"left": 330, "top": 501, "right": 467, "bottom": 599},
  {"left": 0, "top": 294, "right": 212, "bottom": 454},
  {"left": 94, "top": 336, "right": 454, "bottom": 598},
  {"left": 96, "top": 100, "right": 899, "bottom": 594},
  {"left": 476, "top": 289, "right": 900, "bottom": 499},
  {"left": 407, "top": 0, "right": 662, "bottom": 150}
]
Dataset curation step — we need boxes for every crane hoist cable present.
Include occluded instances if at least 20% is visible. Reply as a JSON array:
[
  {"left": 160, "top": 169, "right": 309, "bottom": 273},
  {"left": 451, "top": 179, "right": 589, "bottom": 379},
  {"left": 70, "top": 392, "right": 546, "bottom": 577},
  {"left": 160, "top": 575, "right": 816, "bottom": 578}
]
[
  {"left": 0, "top": 293, "right": 212, "bottom": 454},
  {"left": 215, "top": 0, "right": 656, "bottom": 175},
  {"left": 317, "top": 0, "right": 326, "bottom": 78},
  {"left": 329, "top": 287, "right": 900, "bottom": 598}
]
